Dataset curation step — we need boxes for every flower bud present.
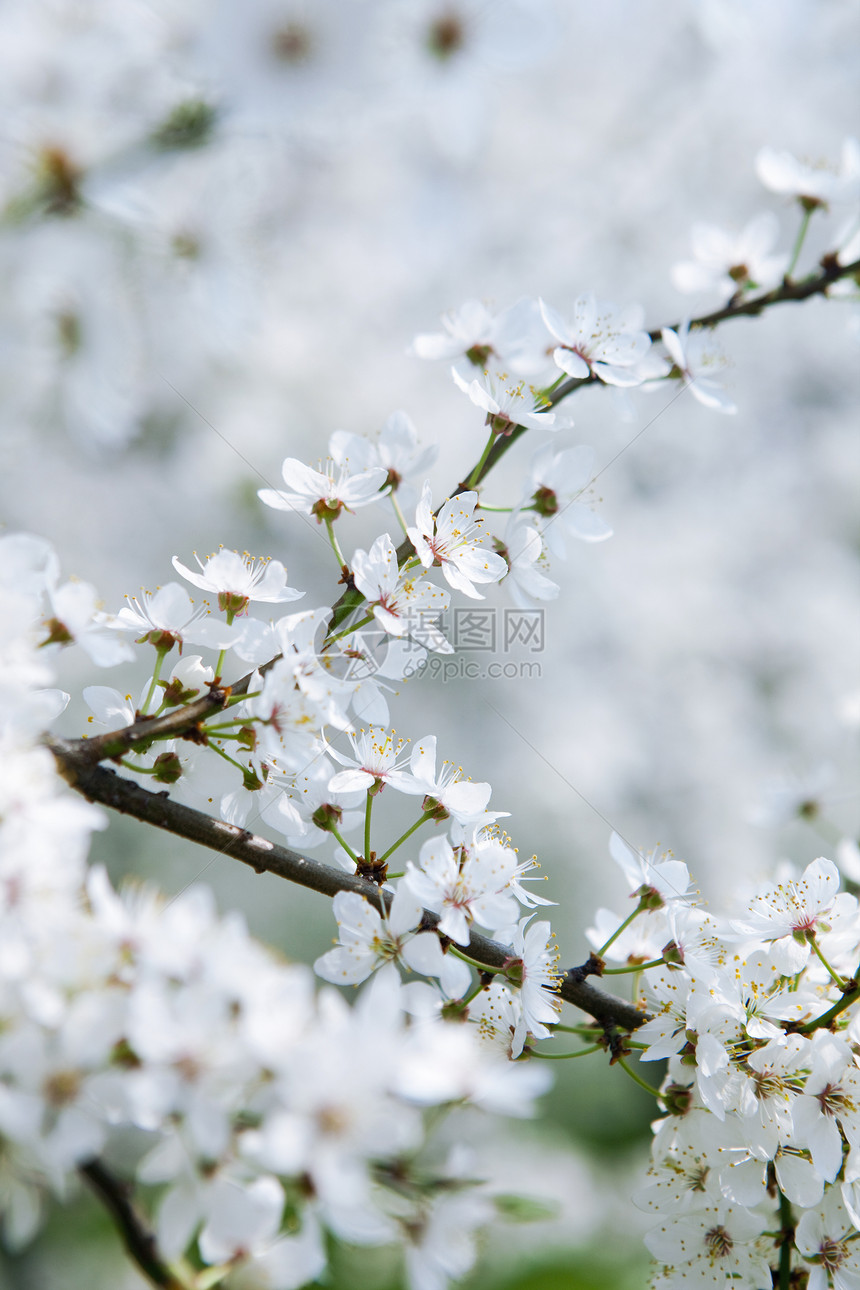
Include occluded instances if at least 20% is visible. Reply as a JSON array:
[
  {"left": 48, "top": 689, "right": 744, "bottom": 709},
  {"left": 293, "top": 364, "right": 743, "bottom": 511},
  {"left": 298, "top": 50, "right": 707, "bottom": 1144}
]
[
  {"left": 312, "top": 803, "right": 343, "bottom": 832},
  {"left": 152, "top": 752, "right": 182, "bottom": 784}
]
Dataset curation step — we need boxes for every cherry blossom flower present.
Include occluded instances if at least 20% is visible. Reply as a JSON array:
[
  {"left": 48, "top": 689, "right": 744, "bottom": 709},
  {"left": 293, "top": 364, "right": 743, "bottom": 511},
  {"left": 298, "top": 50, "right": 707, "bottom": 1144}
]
[
  {"left": 243, "top": 659, "right": 344, "bottom": 767},
  {"left": 244, "top": 969, "right": 422, "bottom": 1239},
  {"left": 83, "top": 685, "right": 137, "bottom": 731},
  {"left": 313, "top": 889, "right": 470, "bottom": 997},
  {"left": 638, "top": 975, "right": 704, "bottom": 1073},
  {"left": 539, "top": 293, "right": 652, "bottom": 386},
  {"left": 399, "top": 735, "right": 492, "bottom": 824},
  {"left": 351, "top": 534, "right": 453, "bottom": 652},
  {"left": 792, "top": 1035, "right": 860, "bottom": 1182},
  {"left": 258, "top": 457, "right": 388, "bottom": 522},
  {"left": 197, "top": 1173, "right": 285, "bottom": 1266},
  {"left": 645, "top": 1203, "right": 773, "bottom": 1289},
  {"left": 660, "top": 321, "right": 737, "bottom": 414},
  {"left": 395, "top": 1009, "right": 552, "bottom": 1114},
  {"left": 42, "top": 579, "right": 135, "bottom": 667},
  {"left": 756, "top": 137, "right": 860, "bottom": 208},
  {"left": 608, "top": 831, "right": 697, "bottom": 908},
  {"left": 522, "top": 443, "right": 613, "bottom": 559},
  {"left": 226, "top": 1213, "right": 326, "bottom": 1290},
  {"left": 720, "top": 1140, "right": 824, "bottom": 1211},
  {"left": 402, "top": 1189, "right": 493, "bottom": 1290},
  {"left": 329, "top": 411, "right": 438, "bottom": 496},
  {"left": 106, "top": 582, "right": 238, "bottom": 651},
  {"left": 451, "top": 365, "right": 565, "bottom": 434},
  {"left": 403, "top": 834, "right": 519, "bottom": 945},
  {"left": 496, "top": 916, "right": 562, "bottom": 1057},
  {"left": 795, "top": 1191, "right": 860, "bottom": 1290},
  {"left": 327, "top": 726, "right": 418, "bottom": 795},
  {"left": 407, "top": 483, "right": 507, "bottom": 600},
  {"left": 671, "top": 213, "right": 788, "bottom": 301},
  {"left": 634, "top": 1120, "right": 728, "bottom": 1216},
  {"left": 494, "top": 515, "right": 559, "bottom": 610},
  {"left": 0, "top": 533, "right": 59, "bottom": 600},
  {"left": 171, "top": 550, "right": 303, "bottom": 616},
  {"left": 410, "top": 297, "right": 550, "bottom": 375},
  {"left": 258, "top": 756, "right": 363, "bottom": 850},
  {"left": 730, "top": 857, "right": 845, "bottom": 974}
]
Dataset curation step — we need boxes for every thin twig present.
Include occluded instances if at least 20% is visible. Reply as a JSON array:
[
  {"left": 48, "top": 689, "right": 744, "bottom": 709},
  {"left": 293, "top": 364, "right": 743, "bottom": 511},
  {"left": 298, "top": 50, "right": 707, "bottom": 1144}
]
[
  {"left": 61, "top": 254, "right": 860, "bottom": 768},
  {"left": 482, "top": 253, "right": 860, "bottom": 481}
]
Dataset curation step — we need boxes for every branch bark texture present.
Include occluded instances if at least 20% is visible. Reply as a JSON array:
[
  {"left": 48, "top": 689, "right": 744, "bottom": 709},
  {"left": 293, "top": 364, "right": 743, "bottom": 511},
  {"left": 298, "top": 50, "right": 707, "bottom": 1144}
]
[{"left": 49, "top": 738, "right": 647, "bottom": 1034}]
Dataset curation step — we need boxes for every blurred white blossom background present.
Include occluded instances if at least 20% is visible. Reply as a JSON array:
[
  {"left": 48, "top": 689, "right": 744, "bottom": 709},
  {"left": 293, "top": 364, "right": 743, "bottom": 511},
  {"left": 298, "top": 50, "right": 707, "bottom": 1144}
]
[{"left": 2, "top": 0, "right": 859, "bottom": 1285}]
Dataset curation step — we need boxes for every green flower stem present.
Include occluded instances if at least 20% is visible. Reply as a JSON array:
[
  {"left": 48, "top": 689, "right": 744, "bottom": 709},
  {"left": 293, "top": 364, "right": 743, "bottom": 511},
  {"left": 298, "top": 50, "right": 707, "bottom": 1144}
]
[
  {"left": 448, "top": 945, "right": 503, "bottom": 973},
  {"left": 207, "top": 741, "right": 251, "bottom": 778},
  {"left": 476, "top": 504, "right": 514, "bottom": 513},
  {"left": 539, "top": 374, "right": 567, "bottom": 399},
  {"left": 325, "top": 518, "right": 347, "bottom": 569},
  {"left": 201, "top": 718, "right": 257, "bottom": 733},
  {"left": 214, "top": 610, "right": 236, "bottom": 681},
  {"left": 141, "top": 645, "right": 171, "bottom": 715},
  {"left": 530, "top": 1044, "right": 603, "bottom": 1060},
  {"left": 461, "top": 980, "right": 486, "bottom": 1007},
  {"left": 602, "top": 958, "right": 665, "bottom": 974},
  {"left": 595, "top": 904, "right": 645, "bottom": 958},
  {"left": 119, "top": 760, "right": 157, "bottom": 775},
  {"left": 328, "top": 824, "right": 359, "bottom": 866},
  {"left": 799, "top": 976, "right": 860, "bottom": 1033},
  {"left": 809, "top": 935, "right": 847, "bottom": 990},
  {"left": 390, "top": 492, "right": 410, "bottom": 536},
  {"left": 617, "top": 1057, "right": 661, "bottom": 1098},
  {"left": 463, "top": 430, "right": 497, "bottom": 491},
  {"left": 378, "top": 813, "right": 433, "bottom": 864},
  {"left": 785, "top": 205, "right": 814, "bottom": 280},
  {"left": 778, "top": 1189, "right": 793, "bottom": 1290},
  {"left": 325, "top": 613, "right": 374, "bottom": 646},
  {"left": 364, "top": 791, "right": 373, "bottom": 862}
]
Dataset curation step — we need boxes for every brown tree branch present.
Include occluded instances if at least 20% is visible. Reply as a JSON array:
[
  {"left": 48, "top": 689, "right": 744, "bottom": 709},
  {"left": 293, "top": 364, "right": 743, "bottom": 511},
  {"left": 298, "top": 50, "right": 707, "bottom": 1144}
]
[
  {"left": 647, "top": 252, "right": 860, "bottom": 341},
  {"left": 79, "top": 1158, "right": 187, "bottom": 1290},
  {"left": 48, "top": 738, "right": 647, "bottom": 1034}
]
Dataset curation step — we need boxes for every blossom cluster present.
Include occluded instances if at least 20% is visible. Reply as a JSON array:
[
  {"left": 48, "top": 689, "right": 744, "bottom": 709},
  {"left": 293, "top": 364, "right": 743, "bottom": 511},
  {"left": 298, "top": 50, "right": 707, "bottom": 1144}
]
[
  {"left": 1, "top": 108, "right": 859, "bottom": 1286},
  {"left": 0, "top": 531, "right": 555, "bottom": 1290},
  {"left": 589, "top": 834, "right": 860, "bottom": 1288}
]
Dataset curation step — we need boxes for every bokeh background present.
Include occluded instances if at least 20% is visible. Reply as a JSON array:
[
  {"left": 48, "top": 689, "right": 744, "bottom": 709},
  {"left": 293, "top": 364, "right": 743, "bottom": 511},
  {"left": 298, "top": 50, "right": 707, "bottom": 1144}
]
[{"left": 1, "top": 0, "right": 859, "bottom": 1286}]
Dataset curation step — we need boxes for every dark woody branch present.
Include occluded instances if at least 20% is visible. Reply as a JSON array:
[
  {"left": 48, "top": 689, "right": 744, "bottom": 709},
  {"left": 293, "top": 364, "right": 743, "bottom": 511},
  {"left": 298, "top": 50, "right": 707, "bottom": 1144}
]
[
  {"left": 48, "top": 738, "right": 647, "bottom": 1035},
  {"left": 80, "top": 1159, "right": 186, "bottom": 1290},
  {"left": 648, "top": 251, "right": 860, "bottom": 341}
]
